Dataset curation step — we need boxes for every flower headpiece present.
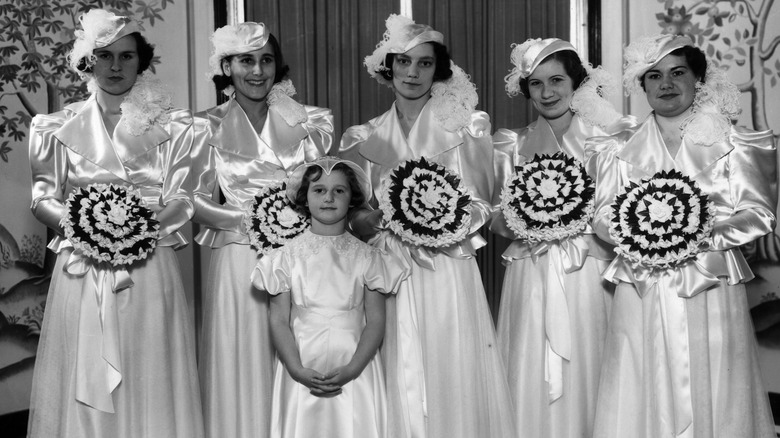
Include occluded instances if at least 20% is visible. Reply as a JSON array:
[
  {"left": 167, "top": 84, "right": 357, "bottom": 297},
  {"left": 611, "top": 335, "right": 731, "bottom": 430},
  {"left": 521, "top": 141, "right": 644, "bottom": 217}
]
[
  {"left": 286, "top": 156, "right": 372, "bottom": 203},
  {"left": 208, "top": 22, "right": 270, "bottom": 79},
  {"left": 505, "top": 38, "right": 622, "bottom": 128},
  {"left": 624, "top": 34, "right": 741, "bottom": 145},
  {"left": 69, "top": 9, "right": 142, "bottom": 78},
  {"left": 364, "top": 14, "right": 444, "bottom": 86}
]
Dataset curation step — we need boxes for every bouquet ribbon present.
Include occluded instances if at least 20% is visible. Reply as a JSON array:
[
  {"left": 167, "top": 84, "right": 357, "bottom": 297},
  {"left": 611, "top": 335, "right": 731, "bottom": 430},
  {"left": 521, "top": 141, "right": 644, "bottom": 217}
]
[
  {"left": 65, "top": 247, "right": 134, "bottom": 413},
  {"left": 603, "top": 252, "right": 734, "bottom": 437}
]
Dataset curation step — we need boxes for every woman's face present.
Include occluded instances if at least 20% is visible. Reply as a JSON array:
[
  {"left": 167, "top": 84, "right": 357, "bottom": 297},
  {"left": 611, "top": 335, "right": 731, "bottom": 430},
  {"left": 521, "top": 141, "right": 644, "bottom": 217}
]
[
  {"left": 224, "top": 44, "right": 276, "bottom": 102},
  {"left": 392, "top": 43, "right": 436, "bottom": 101},
  {"left": 643, "top": 54, "right": 698, "bottom": 118},
  {"left": 527, "top": 59, "right": 575, "bottom": 121},
  {"left": 92, "top": 35, "right": 139, "bottom": 96}
]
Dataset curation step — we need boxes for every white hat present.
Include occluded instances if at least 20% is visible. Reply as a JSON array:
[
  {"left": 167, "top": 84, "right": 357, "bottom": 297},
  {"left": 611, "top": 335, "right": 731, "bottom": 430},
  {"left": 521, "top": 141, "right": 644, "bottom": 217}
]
[
  {"left": 68, "top": 9, "right": 142, "bottom": 78},
  {"left": 208, "top": 22, "right": 271, "bottom": 79},
  {"left": 504, "top": 38, "right": 577, "bottom": 96},
  {"left": 364, "top": 14, "right": 444, "bottom": 87},
  {"left": 622, "top": 34, "right": 694, "bottom": 95}
]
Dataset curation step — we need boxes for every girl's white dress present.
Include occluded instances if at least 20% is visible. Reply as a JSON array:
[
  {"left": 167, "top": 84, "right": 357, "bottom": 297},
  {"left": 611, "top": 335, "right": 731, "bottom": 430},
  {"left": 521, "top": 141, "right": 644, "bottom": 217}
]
[
  {"left": 192, "top": 98, "right": 332, "bottom": 438},
  {"left": 251, "top": 230, "right": 409, "bottom": 438}
]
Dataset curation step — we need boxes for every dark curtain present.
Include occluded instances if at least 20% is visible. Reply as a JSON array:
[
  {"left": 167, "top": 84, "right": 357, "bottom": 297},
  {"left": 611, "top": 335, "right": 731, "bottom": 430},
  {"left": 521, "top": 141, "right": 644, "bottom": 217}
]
[{"left": 244, "top": 0, "right": 573, "bottom": 319}]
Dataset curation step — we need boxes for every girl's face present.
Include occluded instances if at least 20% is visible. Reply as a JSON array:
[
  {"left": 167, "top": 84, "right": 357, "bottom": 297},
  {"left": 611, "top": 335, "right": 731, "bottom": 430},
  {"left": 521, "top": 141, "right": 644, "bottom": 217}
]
[
  {"left": 392, "top": 43, "right": 436, "bottom": 101},
  {"left": 643, "top": 54, "right": 697, "bottom": 118},
  {"left": 92, "top": 35, "right": 139, "bottom": 96},
  {"left": 527, "top": 59, "right": 575, "bottom": 121},
  {"left": 307, "top": 170, "right": 352, "bottom": 235},
  {"left": 224, "top": 45, "right": 276, "bottom": 102}
]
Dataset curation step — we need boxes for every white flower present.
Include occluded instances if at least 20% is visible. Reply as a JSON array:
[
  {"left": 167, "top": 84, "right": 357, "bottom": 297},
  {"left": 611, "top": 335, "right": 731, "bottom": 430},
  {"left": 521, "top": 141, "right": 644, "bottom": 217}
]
[{"left": 647, "top": 198, "right": 673, "bottom": 222}]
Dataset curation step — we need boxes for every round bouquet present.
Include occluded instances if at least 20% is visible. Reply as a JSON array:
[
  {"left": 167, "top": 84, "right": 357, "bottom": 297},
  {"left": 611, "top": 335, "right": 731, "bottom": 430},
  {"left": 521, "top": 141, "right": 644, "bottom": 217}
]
[
  {"left": 62, "top": 183, "right": 159, "bottom": 266},
  {"left": 243, "top": 182, "right": 309, "bottom": 255},
  {"left": 609, "top": 169, "right": 714, "bottom": 269},
  {"left": 379, "top": 156, "right": 472, "bottom": 248},
  {"left": 500, "top": 152, "right": 595, "bottom": 243}
]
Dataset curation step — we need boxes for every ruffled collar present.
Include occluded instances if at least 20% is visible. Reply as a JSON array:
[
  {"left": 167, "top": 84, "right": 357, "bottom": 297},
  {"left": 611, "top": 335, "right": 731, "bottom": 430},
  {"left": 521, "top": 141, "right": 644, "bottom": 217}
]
[{"left": 88, "top": 72, "right": 173, "bottom": 136}]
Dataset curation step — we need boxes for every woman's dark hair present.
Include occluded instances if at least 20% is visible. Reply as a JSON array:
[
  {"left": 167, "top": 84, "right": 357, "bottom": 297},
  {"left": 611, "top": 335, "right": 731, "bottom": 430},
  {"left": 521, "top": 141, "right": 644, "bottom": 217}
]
[
  {"left": 293, "top": 163, "right": 366, "bottom": 216},
  {"left": 212, "top": 33, "right": 290, "bottom": 92},
  {"left": 76, "top": 32, "right": 155, "bottom": 74},
  {"left": 379, "top": 42, "right": 453, "bottom": 82},
  {"left": 518, "top": 50, "right": 588, "bottom": 98},
  {"left": 640, "top": 45, "right": 707, "bottom": 90}
]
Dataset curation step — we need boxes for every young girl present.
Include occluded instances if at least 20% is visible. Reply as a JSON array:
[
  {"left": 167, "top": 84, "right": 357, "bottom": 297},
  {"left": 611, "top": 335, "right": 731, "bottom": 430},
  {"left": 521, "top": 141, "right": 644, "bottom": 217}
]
[{"left": 251, "top": 157, "right": 409, "bottom": 438}]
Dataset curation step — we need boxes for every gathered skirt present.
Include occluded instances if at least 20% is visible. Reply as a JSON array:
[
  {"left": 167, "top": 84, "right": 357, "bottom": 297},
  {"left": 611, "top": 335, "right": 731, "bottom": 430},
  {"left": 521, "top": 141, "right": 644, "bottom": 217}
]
[
  {"left": 593, "top": 279, "right": 775, "bottom": 438},
  {"left": 497, "top": 255, "right": 613, "bottom": 438},
  {"left": 199, "top": 243, "right": 275, "bottom": 438},
  {"left": 27, "top": 247, "right": 203, "bottom": 438},
  {"left": 383, "top": 255, "right": 516, "bottom": 438}
]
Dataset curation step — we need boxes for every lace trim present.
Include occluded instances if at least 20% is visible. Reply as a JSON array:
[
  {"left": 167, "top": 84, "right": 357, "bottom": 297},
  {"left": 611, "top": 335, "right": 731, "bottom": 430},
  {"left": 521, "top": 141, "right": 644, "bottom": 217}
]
[
  {"left": 430, "top": 63, "right": 479, "bottom": 132},
  {"left": 284, "top": 231, "right": 371, "bottom": 262},
  {"left": 267, "top": 79, "right": 307, "bottom": 126},
  {"left": 87, "top": 72, "right": 173, "bottom": 136}
]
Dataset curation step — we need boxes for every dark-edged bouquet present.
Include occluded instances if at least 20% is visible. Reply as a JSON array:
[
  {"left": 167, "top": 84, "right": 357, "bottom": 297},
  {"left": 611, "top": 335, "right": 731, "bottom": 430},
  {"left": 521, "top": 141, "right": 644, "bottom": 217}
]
[
  {"left": 609, "top": 169, "right": 714, "bottom": 269},
  {"left": 379, "top": 157, "right": 472, "bottom": 248},
  {"left": 500, "top": 152, "right": 595, "bottom": 243},
  {"left": 62, "top": 183, "right": 159, "bottom": 266},
  {"left": 243, "top": 182, "right": 310, "bottom": 255}
]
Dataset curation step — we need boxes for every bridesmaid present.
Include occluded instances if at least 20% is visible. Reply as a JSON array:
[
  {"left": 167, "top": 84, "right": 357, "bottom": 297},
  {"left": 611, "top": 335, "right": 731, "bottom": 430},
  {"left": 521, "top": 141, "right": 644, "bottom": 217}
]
[
  {"left": 27, "top": 9, "right": 203, "bottom": 437},
  {"left": 192, "top": 22, "right": 333, "bottom": 438},
  {"left": 491, "top": 38, "right": 633, "bottom": 438},
  {"left": 587, "top": 34, "right": 776, "bottom": 438},
  {"left": 340, "top": 14, "right": 515, "bottom": 438}
]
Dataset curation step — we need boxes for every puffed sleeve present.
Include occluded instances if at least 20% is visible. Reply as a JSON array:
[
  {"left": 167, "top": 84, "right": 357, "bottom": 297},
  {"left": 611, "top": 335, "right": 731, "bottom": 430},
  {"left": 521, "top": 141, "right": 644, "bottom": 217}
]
[
  {"left": 190, "top": 112, "right": 246, "bottom": 234},
  {"left": 155, "top": 109, "right": 195, "bottom": 239},
  {"left": 584, "top": 134, "right": 626, "bottom": 245},
  {"left": 29, "top": 111, "right": 70, "bottom": 234},
  {"left": 458, "top": 111, "right": 495, "bottom": 233},
  {"left": 338, "top": 123, "right": 375, "bottom": 200},
  {"left": 711, "top": 127, "right": 777, "bottom": 249},
  {"left": 302, "top": 105, "right": 335, "bottom": 158},
  {"left": 363, "top": 247, "right": 411, "bottom": 294},
  {"left": 251, "top": 247, "right": 292, "bottom": 295},
  {"left": 489, "top": 128, "right": 521, "bottom": 240}
]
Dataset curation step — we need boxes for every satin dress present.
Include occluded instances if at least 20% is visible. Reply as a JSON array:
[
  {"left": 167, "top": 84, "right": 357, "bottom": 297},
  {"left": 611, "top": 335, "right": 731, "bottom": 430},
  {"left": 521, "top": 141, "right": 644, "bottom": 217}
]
[
  {"left": 492, "top": 114, "right": 634, "bottom": 438},
  {"left": 586, "top": 115, "right": 777, "bottom": 438},
  {"left": 340, "top": 101, "right": 516, "bottom": 438},
  {"left": 26, "top": 95, "right": 203, "bottom": 438},
  {"left": 251, "top": 230, "right": 410, "bottom": 438},
  {"left": 192, "top": 98, "right": 333, "bottom": 438}
]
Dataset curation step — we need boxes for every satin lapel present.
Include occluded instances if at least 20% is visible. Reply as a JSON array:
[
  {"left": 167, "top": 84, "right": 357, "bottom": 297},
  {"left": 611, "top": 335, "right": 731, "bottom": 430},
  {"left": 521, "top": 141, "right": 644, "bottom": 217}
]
[
  {"left": 359, "top": 104, "right": 414, "bottom": 168},
  {"left": 616, "top": 115, "right": 676, "bottom": 179},
  {"left": 260, "top": 106, "right": 308, "bottom": 170},
  {"left": 560, "top": 115, "right": 600, "bottom": 161},
  {"left": 408, "top": 100, "right": 462, "bottom": 159},
  {"left": 210, "top": 99, "right": 283, "bottom": 167},
  {"left": 518, "top": 116, "right": 563, "bottom": 160},
  {"left": 675, "top": 136, "right": 733, "bottom": 178},
  {"left": 112, "top": 118, "right": 169, "bottom": 164},
  {"left": 55, "top": 97, "right": 131, "bottom": 183}
]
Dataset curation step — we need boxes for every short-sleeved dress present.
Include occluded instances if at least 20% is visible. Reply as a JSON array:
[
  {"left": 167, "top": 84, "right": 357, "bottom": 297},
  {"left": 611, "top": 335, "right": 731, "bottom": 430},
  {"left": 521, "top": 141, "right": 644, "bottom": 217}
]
[
  {"left": 192, "top": 98, "right": 332, "bottom": 438},
  {"left": 251, "top": 230, "right": 409, "bottom": 438},
  {"left": 585, "top": 115, "right": 777, "bottom": 438}
]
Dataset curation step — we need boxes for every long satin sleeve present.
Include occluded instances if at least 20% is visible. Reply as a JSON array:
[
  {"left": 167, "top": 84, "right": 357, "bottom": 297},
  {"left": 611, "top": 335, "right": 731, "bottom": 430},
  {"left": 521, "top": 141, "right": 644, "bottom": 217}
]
[
  {"left": 190, "top": 115, "right": 246, "bottom": 234},
  {"left": 583, "top": 135, "right": 624, "bottom": 245},
  {"left": 458, "top": 111, "right": 495, "bottom": 233},
  {"left": 489, "top": 128, "right": 521, "bottom": 240},
  {"left": 302, "top": 105, "right": 335, "bottom": 158},
  {"left": 710, "top": 128, "right": 777, "bottom": 249},
  {"left": 154, "top": 110, "right": 195, "bottom": 239},
  {"left": 29, "top": 113, "right": 69, "bottom": 235}
]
